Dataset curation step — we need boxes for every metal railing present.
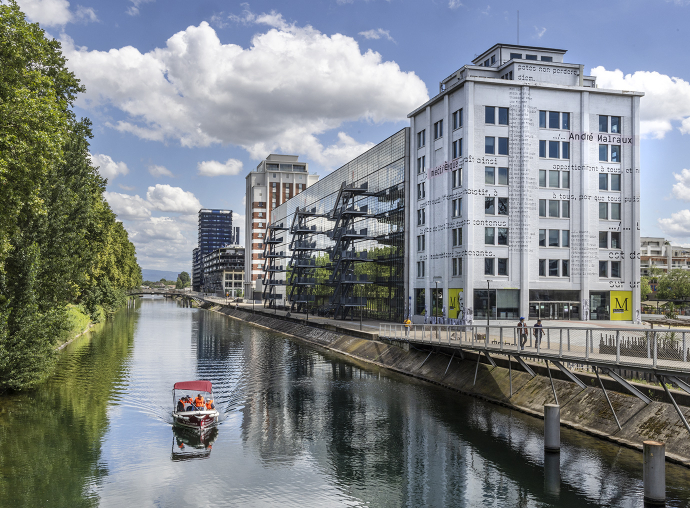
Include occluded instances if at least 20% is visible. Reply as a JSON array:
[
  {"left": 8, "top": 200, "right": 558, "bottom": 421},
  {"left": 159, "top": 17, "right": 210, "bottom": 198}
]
[{"left": 379, "top": 324, "right": 690, "bottom": 373}]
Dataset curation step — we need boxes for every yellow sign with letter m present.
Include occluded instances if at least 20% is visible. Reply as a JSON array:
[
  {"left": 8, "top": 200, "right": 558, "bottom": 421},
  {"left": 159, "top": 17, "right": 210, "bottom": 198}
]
[{"left": 610, "top": 291, "right": 632, "bottom": 321}]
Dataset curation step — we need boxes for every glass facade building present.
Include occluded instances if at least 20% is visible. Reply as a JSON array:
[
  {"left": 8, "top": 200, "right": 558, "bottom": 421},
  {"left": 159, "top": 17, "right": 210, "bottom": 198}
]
[
  {"left": 198, "top": 209, "right": 235, "bottom": 255},
  {"left": 265, "top": 129, "right": 409, "bottom": 322}
]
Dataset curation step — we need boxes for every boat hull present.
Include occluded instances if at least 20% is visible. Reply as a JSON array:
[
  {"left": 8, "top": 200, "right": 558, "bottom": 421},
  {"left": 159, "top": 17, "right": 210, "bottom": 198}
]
[{"left": 172, "top": 410, "right": 219, "bottom": 432}]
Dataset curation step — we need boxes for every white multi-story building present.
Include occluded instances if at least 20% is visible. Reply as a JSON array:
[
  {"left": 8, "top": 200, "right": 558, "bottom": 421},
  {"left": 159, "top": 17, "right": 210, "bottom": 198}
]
[
  {"left": 641, "top": 237, "right": 690, "bottom": 276},
  {"left": 407, "top": 44, "right": 642, "bottom": 322},
  {"left": 244, "top": 154, "right": 319, "bottom": 299}
]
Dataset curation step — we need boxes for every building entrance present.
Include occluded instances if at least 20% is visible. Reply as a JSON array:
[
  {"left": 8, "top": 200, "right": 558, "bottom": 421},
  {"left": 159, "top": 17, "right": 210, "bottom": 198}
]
[{"left": 528, "top": 301, "right": 580, "bottom": 320}]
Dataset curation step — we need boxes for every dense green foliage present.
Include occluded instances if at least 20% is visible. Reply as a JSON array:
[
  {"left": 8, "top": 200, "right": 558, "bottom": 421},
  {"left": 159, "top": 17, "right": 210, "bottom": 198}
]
[
  {"left": 176, "top": 271, "right": 190, "bottom": 289},
  {"left": 0, "top": 2, "right": 141, "bottom": 391}
]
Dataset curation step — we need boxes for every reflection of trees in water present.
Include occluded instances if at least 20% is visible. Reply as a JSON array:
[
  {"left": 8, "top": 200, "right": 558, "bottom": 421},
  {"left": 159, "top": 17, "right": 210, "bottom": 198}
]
[{"left": 0, "top": 303, "right": 139, "bottom": 507}]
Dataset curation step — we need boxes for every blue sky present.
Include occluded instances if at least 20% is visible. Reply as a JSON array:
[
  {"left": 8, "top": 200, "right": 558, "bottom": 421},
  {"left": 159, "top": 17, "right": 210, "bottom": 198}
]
[{"left": 15, "top": 0, "right": 690, "bottom": 271}]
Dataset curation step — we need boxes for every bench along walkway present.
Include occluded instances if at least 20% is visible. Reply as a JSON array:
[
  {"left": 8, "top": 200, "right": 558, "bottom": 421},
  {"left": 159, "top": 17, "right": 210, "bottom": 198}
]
[{"left": 379, "top": 323, "right": 690, "bottom": 435}]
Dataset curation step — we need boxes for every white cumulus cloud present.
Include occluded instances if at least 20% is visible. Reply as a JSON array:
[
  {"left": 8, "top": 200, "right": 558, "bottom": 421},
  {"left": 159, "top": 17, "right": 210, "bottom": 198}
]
[
  {"left": 89, "top": 153, "right": 129, "bottom": 181},
  {"left": 591, "top": 67, "right": 690, "bottom": 139},
  {"left": 148, "top": 164, "right": 174, "bottom": 177},
  {"left": 62, "top": 15, "right": 428, "bottom": 165},
  {"left": 671, "top": 169, "right": 690, "bottom": 201},
  {"left": 104, "top": 191, "right": 151, "bottom": 220},
  {"left": 448, "top": 0, "right": 463, "bottom": 8},
  {"left": 358, "top": 28, "right": 395, "bottom": 43},
  {"left": 197, "top": 158, "right": 243, "bottom": 177},
  {"left": 659, "top": 210, "right": 690, "bottom": 238},
  {"left": 146, "top": 184, "right": 202, "bottom": 214},
  {"left": 126, "top": 0, "right": 154, "bottom": 16},
  {"left": 124, "top": 216, "right": 195, "bottom": 269},
  {"left": 16, "top": 0, "right": 98, "bottom": 26}
]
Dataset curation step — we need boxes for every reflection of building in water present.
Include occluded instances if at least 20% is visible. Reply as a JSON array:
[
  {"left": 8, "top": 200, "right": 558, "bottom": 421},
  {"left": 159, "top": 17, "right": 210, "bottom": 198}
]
[{"left": 408, "top": 43, "right": 641, "bottom": 322}]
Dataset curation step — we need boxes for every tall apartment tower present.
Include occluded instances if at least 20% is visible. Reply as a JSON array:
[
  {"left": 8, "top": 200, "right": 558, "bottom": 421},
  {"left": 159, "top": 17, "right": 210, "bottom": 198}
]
[
  {"left": 408, "top": 44, "right": 642, "bottom": 323},
  {"left": 244, "top": 154, "right": 319, "bottom": 299},
  {"left": 192, "top": 209, "right": 234, "bottom": 292}
]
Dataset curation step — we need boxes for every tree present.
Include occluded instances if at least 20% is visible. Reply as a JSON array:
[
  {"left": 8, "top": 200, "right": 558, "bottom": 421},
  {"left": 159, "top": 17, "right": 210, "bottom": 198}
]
[
  {"left": 656, "top": 269, "right": 690, "bottom": 301},
  {"left": 176, "top": 271, "right": 190, "bottom": 289}
]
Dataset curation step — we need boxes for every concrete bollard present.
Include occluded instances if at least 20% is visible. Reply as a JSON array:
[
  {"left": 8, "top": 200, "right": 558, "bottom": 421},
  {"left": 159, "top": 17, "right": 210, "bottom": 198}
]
[
  {"left": 643, "top": 441, "right": 665, "bottom": 505},
  {"left": 544, "top": 404, "right": 560, "bottom": 452},
  {"left": 543, "top": 451, "right": 561, "bottom": 498}
]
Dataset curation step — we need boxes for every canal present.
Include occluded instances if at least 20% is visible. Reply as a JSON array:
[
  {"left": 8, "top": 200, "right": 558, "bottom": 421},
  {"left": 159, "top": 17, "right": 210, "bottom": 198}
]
[{"left": 1, "top": 297, "right": 690, "bottom": 507}]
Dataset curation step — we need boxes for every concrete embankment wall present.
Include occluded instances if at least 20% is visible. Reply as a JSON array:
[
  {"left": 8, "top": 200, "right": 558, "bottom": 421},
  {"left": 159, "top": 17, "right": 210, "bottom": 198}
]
[{"left": 210, "top": 304, "right": 690, "bottom": 467}]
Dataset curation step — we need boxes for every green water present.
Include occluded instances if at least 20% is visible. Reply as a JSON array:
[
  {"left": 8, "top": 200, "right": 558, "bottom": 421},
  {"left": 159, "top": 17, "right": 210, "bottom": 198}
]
[{"left": 1, "top": 297, "right": 689, "bottom": 507}]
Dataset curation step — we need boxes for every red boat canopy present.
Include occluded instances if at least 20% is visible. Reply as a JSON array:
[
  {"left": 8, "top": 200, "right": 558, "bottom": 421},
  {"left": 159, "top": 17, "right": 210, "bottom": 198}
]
[{"left": 174, "top": 380, "right": 213, "bottom": 393}]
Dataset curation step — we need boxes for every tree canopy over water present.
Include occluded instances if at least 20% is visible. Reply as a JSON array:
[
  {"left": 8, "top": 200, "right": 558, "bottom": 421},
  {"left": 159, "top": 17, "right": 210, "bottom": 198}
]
[{"left": 0, "top": 1, "right": 142, "bottom": 391}]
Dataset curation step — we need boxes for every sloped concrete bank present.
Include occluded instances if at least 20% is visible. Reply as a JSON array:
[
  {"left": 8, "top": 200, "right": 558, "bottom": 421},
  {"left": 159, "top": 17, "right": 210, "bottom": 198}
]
[{"left": 212, "top": 304, "right": 690, "bottom": 467}]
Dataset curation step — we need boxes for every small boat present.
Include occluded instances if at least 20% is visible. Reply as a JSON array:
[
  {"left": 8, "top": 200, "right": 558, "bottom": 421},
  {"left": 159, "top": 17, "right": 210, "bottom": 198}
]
[{"left": 172, "top": 380, "right": 219, "bottom": 432}]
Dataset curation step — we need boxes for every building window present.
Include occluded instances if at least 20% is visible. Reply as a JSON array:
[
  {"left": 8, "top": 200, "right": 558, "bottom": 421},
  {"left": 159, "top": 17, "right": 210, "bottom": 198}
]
[
  {"left": 417, "top": 156, "right": 426, "bottom": 174},
  {"left": 599, "top": 173, "right": 608, "bottom": 190},
  {"left": 498, "top": 138, "right": 509, "bottom": 155},
  {"left": 548, "top": 229, "right": 560, "bottom": 247},
  {"left": 599, "top": 115, "right": 608, "bottom": 133},
  {"left": 491, "top": 55, "right": 496, "bottom": 64},
  {"left": 485, "top": 136, "right": 495, "bottom": 154},
  {"left": 485, "top": 166, "right": 495, "bottom": 185},
  {"left": 417, "top": 208, "right": 426, "bottom": 226},
  {"left": 562, "top": 112, "right": 570, "bottom": 130},
  {"left": 549, "top": 111, "right": 560, "bottom": 129},
  {"left": 417, "top": 261, "right": 425, "bottom": 278},
  {"left": 599, "top": 260, "right": 608, "bottom": 278},
  {"left": 498, "top": 107, "right": 509, "bottom": 125},
  {"left": 417, "top": 182, "right": 425, "bottom": 200},
  {"left": 452, "top": 139, "right": 462, "bottom": 158},
  {"left": 498, "top": 167, "right": 508, "bottom": 185},
  {"left": 498, "top": 258, "right": 508, "bottom": 275},
  {"left": 539, "top": 111, "right": 547, "bottom": 128},
  {"left": 611, "top": 203, "right": 621, "bottom": 220},
  {"left": 549, "top": 170, "right": 560, "bottom": 188},
  {"left": 599, "top": 231, "right": 608, "bottom": 248},
  {"left": 485, "top": 227, "right": 495, "bottom": 245},
  {"left": 541, "top": 56, "right": 553, "bottom": 62},
  {"left": 599, "top": 144, "right": 608, "bottom": 162},
  {"left": 452, "top": 109, "right": 463, "bottom": 129},
  {"left": 485, "top": 197, "right": 495, "bottom": 215},
  {"left": 485, "top": 106, "right": 495, "bottom": 124},
  {"left": 498, "top": 227, "right": 509, "bottom": 245},
  {"left": 539, "top": 199, "right": 546, "bottom": 217},
  {"left": 539, "top": 259, "right": 546, "bottom": 276},
  {"left": 452, "top": 169, "right": 461, "bottom": 187},
  {"left": 452, "top": 227, "right": 462, "bottom": 246},
  {"left": 539, "top": 140, "right": 546, "bottom": 158},
  {"left": 562, "top": 142, "right": 570, "bottom": 159},
  {"left": 549, "top": 200, "right": 559, "bottom": 217},
  {"left": 539, "top": 169, "right": 546, "bottom": 187},
  {"left": 611, "top": 145, "right": 621, "bottom": 163},
  {"left": 562, "top": 260, "right": 570, "bottom": 277},
  {"left": 549, "top": 260, "right": 559, "bottom": 277},
  {"left": 510, "top": 52, "right": 522, "bottom": 59},
  {"left": 526, "top": 54, "right": 538, "bottom": 60},
  {"left": 562, "top": 200, "right": 570, "bottom": 218},
  {"left": 549, "top": 140, "right": 559, "bottom": 159},
  {"left": 611, "top": 174, "right": 621, "bottom": 191},
  {"left": 599, "top": 202, "right": 608, "bottom": 220},
  {"left": 417, "top": 234, "right": 426, "bottom": 252},
  {"left": 417, "top": 130, "right": 426, "bottom": 147},
  {"left": 611, "top": 261, "right": 621, "bottom": 278},
  {"left": 611, "top": 231, "right": 621, "bottom": 249},
  {"left": 434, "top": 120, "right": 443, "bottom": 139},
  {"left": 452, "top": 257, "right": 463, "bottom": 276},
  {"left": 498, "top": 197, "right": 509, "bottom": 215},
  {"left": 539, "top": 229, "right": 547, "bottom": 247},
  {"left": 611, "top": 116, "right": 621, "bottom": 134},
  {"left": 485, "top": 258, "right": 495, "bottom": 275},
  {"left": 452, "top": 198, "right": 461, "bottom": 217},
  {"left": 562, "top": 230, "right": 570, "bottom": 247},
  {"left": 562, "top": 171, "right": 570, "bottom": 188}
]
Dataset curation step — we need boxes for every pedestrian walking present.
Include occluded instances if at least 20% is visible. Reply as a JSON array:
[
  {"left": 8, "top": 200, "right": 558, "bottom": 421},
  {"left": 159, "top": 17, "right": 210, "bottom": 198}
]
[
  {"left": 517, "top": 317, "right": 528, "bottom": 350},
  {"left": 404, "top": 318, "right": 411, "bottom": 337},
  {"left": 533, "top": 319, "right": 543, "bottom": 348}
]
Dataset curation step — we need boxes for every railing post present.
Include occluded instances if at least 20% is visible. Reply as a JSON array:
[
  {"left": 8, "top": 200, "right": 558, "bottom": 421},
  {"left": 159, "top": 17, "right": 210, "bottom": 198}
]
[
  {"left": 653, "top": 331, "right": 658, "bottom": 368},
  {"left": 567, "top": 329, "right": 571, "bottom": 351},
  {"left": 559, "top": 329, "right": 563, "bottom": 358},
  {"left": 500, "top": 327, "right": 504, "bottom": 351},
  {"left": 537, "top": 330, "right": 541, "bottom": 355},
  {"left": 485, "top": 326, "right": 489, "bottom": 349},
  {"left": 616, "top": 331, "right": 620, "bottom": 364},
  {"left": 646, "top": 331, "right": 651, "bottom": 359},
  {"left": 547, "top": 328, "right": 551, "bottom": 350},
  {"left": 684, "top": 332, "right": 687, "bottom": 363},
  {"left": 586, "top": 330, "right": 590, "bottom": 361}
]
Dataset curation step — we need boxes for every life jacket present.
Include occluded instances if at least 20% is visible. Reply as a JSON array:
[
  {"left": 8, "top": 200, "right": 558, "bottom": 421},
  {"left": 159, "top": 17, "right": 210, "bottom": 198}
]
[
  {"left": 205, "top": 400, "right": 215, "bottom": 410},
  {"left": 177, "top": 399, "right": 186, "bottom": 412},
  {"left": 194, "top": 396, "right": 205, "bottom": 407}
]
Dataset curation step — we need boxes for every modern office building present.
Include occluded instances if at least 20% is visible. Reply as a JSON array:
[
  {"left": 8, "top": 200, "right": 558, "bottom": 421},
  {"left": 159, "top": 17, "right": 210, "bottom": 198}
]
[
  {"left": 641, "top": 237, "right": 690, "bottom": 276},
  {"left": 407, "top": 43, "right": 642, "bottom": 322},
  {"left": 201, "top": 246, "right": 245, "bottom": 296},
  {"left": 244, "top": 154, "right": 319, "bottom": 300},
  {"left": 264, "top": 129, "right": 409, "bottom": 321},
  {"left": 192, "top": 209, "right": 235, "bottom": 291}
]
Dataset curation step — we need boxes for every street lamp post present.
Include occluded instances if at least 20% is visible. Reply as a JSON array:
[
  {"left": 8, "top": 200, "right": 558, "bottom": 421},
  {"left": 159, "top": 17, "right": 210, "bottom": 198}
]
[{"left": 360, "top": 284, "right": 364, "bottom": 331}]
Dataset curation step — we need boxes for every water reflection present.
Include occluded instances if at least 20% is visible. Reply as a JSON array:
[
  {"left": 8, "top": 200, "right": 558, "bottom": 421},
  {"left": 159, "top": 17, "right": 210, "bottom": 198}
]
[
  {"left": 1, "top": 298, "right": 690, "bottom": 508},
  {"left": 171, "top": 426, "right": 218, "bottom": 462}
]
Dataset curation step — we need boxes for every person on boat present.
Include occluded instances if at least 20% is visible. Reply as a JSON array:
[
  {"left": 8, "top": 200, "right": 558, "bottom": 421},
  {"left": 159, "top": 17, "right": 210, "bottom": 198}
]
[
  {"left": 194, "top": 393, "right": 205, "bottom": 409},
  {"left": 177, "top": 397, "right": 187, "bottom": 412},
  {"left": 205, "top": 399, "right": 215, "bottom": 410}
]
